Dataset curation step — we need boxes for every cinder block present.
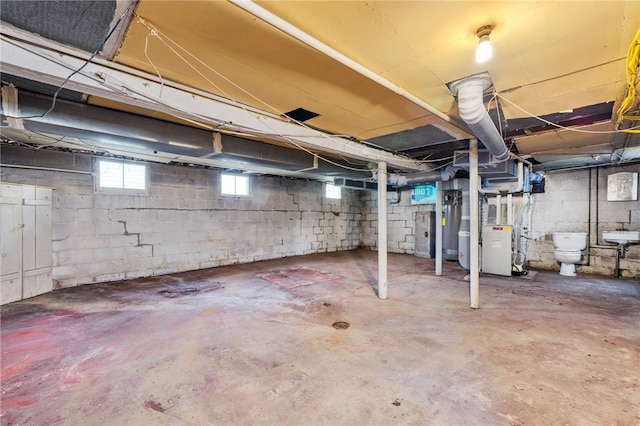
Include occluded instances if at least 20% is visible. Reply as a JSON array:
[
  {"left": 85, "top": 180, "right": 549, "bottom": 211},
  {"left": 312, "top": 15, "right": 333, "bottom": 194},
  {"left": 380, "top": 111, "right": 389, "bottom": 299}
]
[
  {"left": 94, "top": 272, "right": 126, "bottom": 284},
  {"left": 396, "top": 242, "right": 411, "bottom": 252},
  {"left": 56, "top": 249, "right": 94, "bottom": 265},
  {"left": 76, "top": 235, "right": 109, "bottom": 249},
  {"left": 124, "top": 245, "right": 153, "bottom": 258},
  {"left": 76, "top": 208, "right": 108, "bottom": 223},
  {"left": 57, "top": 194, "right": 93, "bottom": 209},
  {"left": 53, "top": 208, "right": 77, "bottom": 223},
  {"left": 124, "top": 269, "right": 153, "bottom": 280},
  {"left": 52, "top": 265, "right": 80, "bottom": 279},
  {"left": 53, "top": 222, "right": 85, "bottom": 240},
  {"left": 108, "top": 209, "right": 140, "bottom": 222},
  {"left": 52, "top": 237, "right": 74, "bottom": 251},
  {"left": 94, "top": 221, "right": 126, "bottom": 235},
  {"left": 94, "top": 247, "right": 125, "bottom": 262}
]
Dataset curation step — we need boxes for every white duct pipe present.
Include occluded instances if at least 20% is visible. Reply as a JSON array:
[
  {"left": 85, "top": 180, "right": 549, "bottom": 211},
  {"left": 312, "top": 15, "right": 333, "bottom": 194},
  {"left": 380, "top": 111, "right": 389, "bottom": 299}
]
[
  {"left": 495, "top": 194, "right": 502, "bottom": 225},
  {"left": 228, "top": 0, "right": 470, "bottom": 139},
  {"left": 469, "top": 139, "right": 480, "bottom": 309},
  {"left": 378, "top": 162, "right": 388, "bottom": 299},
  {"left": 507, "top": 193, "right": 513, "bottom": 225},
  {"left": 449, "top": 74, "right": 510, "bottom": 163}
]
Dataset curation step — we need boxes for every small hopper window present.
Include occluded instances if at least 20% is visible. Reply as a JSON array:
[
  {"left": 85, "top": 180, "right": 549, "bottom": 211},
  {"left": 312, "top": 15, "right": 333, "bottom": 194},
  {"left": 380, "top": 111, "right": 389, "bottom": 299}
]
[
  {"left": 221, "top": 174, "right": 249, "bottom": 196},
  {"left": 96, "top": 159, "right": 148, "bottom": 193},
  {"left": 325, "top": 183, "right": 341, "bottom": 199}
]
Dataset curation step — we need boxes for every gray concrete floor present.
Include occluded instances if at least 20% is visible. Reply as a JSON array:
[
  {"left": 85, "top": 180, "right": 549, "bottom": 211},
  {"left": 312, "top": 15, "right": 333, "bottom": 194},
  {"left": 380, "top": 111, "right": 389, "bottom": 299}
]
[{"left": 1, "top": 250, "right": 639, "bottom": 425}]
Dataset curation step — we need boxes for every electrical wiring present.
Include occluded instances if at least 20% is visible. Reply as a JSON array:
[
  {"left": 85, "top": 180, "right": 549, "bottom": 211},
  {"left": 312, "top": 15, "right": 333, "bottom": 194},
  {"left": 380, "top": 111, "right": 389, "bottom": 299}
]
[
  {"left": 144, "top": 30, "right": 165, "bottom": 98},
  {"left": 486, "top": 92, "right": 504, "bottom": 140},
  {"left": 420, "top": 154, "right": 454, "bottom": 163},
  {"left": 0, "top": 128, "right": 66, "bottom": 148},
  {"left": 133, "top": 18, "right": 372, "bottom": 172},
  {"left": 3, "top": 3, "right": 135, "bottom": 120},
  {"left": 615, "top": 27, "right": 640, "bottom": 132},
  {"left": 497, "top": 93, "right": 640, "bottom": 134},
  {"left": 133, "top": 16, "right": 429, "bottom": 170}
]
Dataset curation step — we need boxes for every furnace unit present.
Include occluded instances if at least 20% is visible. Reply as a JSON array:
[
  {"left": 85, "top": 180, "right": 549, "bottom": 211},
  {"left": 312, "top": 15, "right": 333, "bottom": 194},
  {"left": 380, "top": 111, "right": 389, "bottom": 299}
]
[{"left": 481, "top": 225, "right": 513, "bottom": 276}]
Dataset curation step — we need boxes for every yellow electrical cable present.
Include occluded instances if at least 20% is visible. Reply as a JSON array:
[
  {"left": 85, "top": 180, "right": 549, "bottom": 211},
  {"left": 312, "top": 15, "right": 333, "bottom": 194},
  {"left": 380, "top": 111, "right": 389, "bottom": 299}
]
[{"left": 616, "top": 27, "right": 640, "bottom": 133}]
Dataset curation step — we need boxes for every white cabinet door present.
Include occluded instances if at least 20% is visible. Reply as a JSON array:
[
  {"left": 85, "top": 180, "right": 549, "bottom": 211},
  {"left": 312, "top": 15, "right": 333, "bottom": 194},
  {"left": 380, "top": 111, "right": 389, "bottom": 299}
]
[
  {"left": 23, "top": 186, "right": 53, "bottom": 298},
  {"left": 1, "top": 273, "right": 22, "bottom": 305},
  {"left": 0, "top": 183, "right": 53, "bottom": 304},
  {"left": 1, "top": 184, "right": 24, "bottom": 304}
]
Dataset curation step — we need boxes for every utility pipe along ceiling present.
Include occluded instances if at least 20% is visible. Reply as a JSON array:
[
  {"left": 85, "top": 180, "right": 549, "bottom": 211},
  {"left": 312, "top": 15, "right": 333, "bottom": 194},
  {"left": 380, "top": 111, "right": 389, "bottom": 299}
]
[{"left": 1, "top": 0, "right": 639, "bottom": 181}]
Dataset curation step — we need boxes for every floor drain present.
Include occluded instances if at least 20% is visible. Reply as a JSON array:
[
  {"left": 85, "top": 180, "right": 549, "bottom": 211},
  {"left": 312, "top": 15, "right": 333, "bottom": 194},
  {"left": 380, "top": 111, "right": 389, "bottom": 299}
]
[{"left": 332, "top": 321, "right": 350, "bottom": 330}]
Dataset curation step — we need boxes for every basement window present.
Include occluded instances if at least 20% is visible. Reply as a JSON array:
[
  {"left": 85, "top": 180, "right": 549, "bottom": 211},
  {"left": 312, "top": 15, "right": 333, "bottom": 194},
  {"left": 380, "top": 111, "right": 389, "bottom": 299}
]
[
  {"left": 221, "top": 173, "right": 249, "bottom": 196},
  {"left": 325, "top": 183, "right": 342, "bottom": 200},
  {"left": 96, "top": 159, "right": 148, "bottom": 193}
]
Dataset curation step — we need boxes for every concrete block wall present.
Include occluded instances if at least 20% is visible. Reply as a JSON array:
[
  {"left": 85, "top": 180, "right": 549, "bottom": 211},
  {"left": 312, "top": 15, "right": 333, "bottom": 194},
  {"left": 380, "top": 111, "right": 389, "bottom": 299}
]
[
  {"left": 526, "top": 164, "right": 640, "bottom": 278},
  {"left": 1, "top": 146, "right": 361, "bottom": 288},
  {"left": 360, "top": 189, "right": 435, "bottom": 254}
]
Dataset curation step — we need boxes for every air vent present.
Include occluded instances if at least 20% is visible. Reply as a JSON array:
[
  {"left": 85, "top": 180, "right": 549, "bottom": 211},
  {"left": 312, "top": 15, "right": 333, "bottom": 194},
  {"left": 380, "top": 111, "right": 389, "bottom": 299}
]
[
  {"left": 284, "top": 108, "right": 319, "bottom": 122},
  {"left": 453, "top": 149, "right": 496, "bottom": 167},
  {"left": 453, "top": 150, "right": 517, "bottom": 177}
]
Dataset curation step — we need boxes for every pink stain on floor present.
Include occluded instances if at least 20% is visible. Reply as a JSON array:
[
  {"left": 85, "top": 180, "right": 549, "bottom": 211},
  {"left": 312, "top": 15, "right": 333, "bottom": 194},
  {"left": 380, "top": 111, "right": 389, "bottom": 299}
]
[{"left": 257, "top": 267, "right": 341, "bottom": 289}]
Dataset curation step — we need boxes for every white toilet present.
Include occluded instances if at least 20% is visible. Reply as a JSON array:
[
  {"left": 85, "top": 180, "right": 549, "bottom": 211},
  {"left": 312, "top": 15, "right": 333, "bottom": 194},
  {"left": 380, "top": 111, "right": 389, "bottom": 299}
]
[{"left": 552, "top": 232, "right": 588, "bottom": 276}]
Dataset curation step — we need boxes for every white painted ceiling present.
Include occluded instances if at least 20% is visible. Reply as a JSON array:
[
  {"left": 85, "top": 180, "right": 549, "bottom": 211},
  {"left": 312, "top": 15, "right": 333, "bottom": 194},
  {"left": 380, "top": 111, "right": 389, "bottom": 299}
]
[{"left": 1, "top": 0, "right": 639, "bottom": 178}]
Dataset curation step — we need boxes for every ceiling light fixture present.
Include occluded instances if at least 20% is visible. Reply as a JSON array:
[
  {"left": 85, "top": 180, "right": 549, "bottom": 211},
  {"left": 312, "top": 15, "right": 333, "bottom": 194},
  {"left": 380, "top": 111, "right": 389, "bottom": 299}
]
[{"left": 475, "top": 25, "right": 493, "bottom": 63}]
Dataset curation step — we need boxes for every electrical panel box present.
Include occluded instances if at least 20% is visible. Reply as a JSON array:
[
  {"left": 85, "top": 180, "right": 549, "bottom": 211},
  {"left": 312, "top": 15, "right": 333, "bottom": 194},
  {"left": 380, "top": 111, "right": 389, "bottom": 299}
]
[{"left": 481, "top": 225, "right": 513, "bottom": 276}]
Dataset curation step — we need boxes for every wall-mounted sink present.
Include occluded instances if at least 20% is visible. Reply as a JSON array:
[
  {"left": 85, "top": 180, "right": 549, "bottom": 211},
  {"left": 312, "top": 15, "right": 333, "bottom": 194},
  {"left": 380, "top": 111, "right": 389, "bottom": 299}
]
[{"left": 603, "top": 230, "right": 640, "bottom": 245}]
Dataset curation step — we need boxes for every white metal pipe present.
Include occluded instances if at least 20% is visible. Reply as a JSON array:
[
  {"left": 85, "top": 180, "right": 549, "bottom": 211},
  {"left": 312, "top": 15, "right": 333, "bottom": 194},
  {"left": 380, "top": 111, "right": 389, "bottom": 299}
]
[
  {"left": 495, "top": 194, "right": 502, "bottom": 225},
  {"left": 513, "top": 161, "right": 524, "bottom": 193},
  {"left": 507, "top": 193, "right": 513, "bottom": 225},
  {"left": 0, "top": 163, "right": 93, "bottom": 174},
  {"left": 435, "top": 180, "right": 443, "bottom": 276},
  {"left": 377, "top": 162, "right": 388, "bottom": 299},
  {"left": 469, "top": 139, "right": 480, "bottom": 309},
  {"left": 228, "top": 0, "right": 470, "bottom": 140}
]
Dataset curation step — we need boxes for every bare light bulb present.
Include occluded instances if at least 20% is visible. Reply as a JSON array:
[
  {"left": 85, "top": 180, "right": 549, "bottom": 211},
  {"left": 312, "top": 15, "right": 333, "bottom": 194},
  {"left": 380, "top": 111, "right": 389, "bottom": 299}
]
[
  {"left": 476, "top": 35, "right": 492, "bottom": 63},
  {"left": 475, "top": 25, "right": 493, "bottom": 63}
]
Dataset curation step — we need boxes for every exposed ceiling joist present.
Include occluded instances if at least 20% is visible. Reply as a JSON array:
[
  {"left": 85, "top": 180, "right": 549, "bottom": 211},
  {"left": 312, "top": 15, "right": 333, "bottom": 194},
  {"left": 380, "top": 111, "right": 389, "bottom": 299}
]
[{"left": 0, "top": 29, "right": 425, "bottom": 173}]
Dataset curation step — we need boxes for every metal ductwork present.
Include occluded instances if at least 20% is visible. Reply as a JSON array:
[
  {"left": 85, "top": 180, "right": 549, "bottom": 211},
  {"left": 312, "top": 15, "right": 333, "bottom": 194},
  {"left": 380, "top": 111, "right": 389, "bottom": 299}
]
[
  {"left": 1, "top": 88, "right": 370, "bottom": 179},
  {"left": 448, "top": 73, "right": 510, "bottom": 162},
  {"left": 388, "top": 165, "right": 457, "bottom": 187}
]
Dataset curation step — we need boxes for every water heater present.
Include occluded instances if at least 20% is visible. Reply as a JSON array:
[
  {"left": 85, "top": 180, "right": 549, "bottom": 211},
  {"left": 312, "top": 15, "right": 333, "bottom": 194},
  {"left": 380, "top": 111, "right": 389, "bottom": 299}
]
[{"left": 442, "top": 190, "right": 462, "bottom": 261}]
